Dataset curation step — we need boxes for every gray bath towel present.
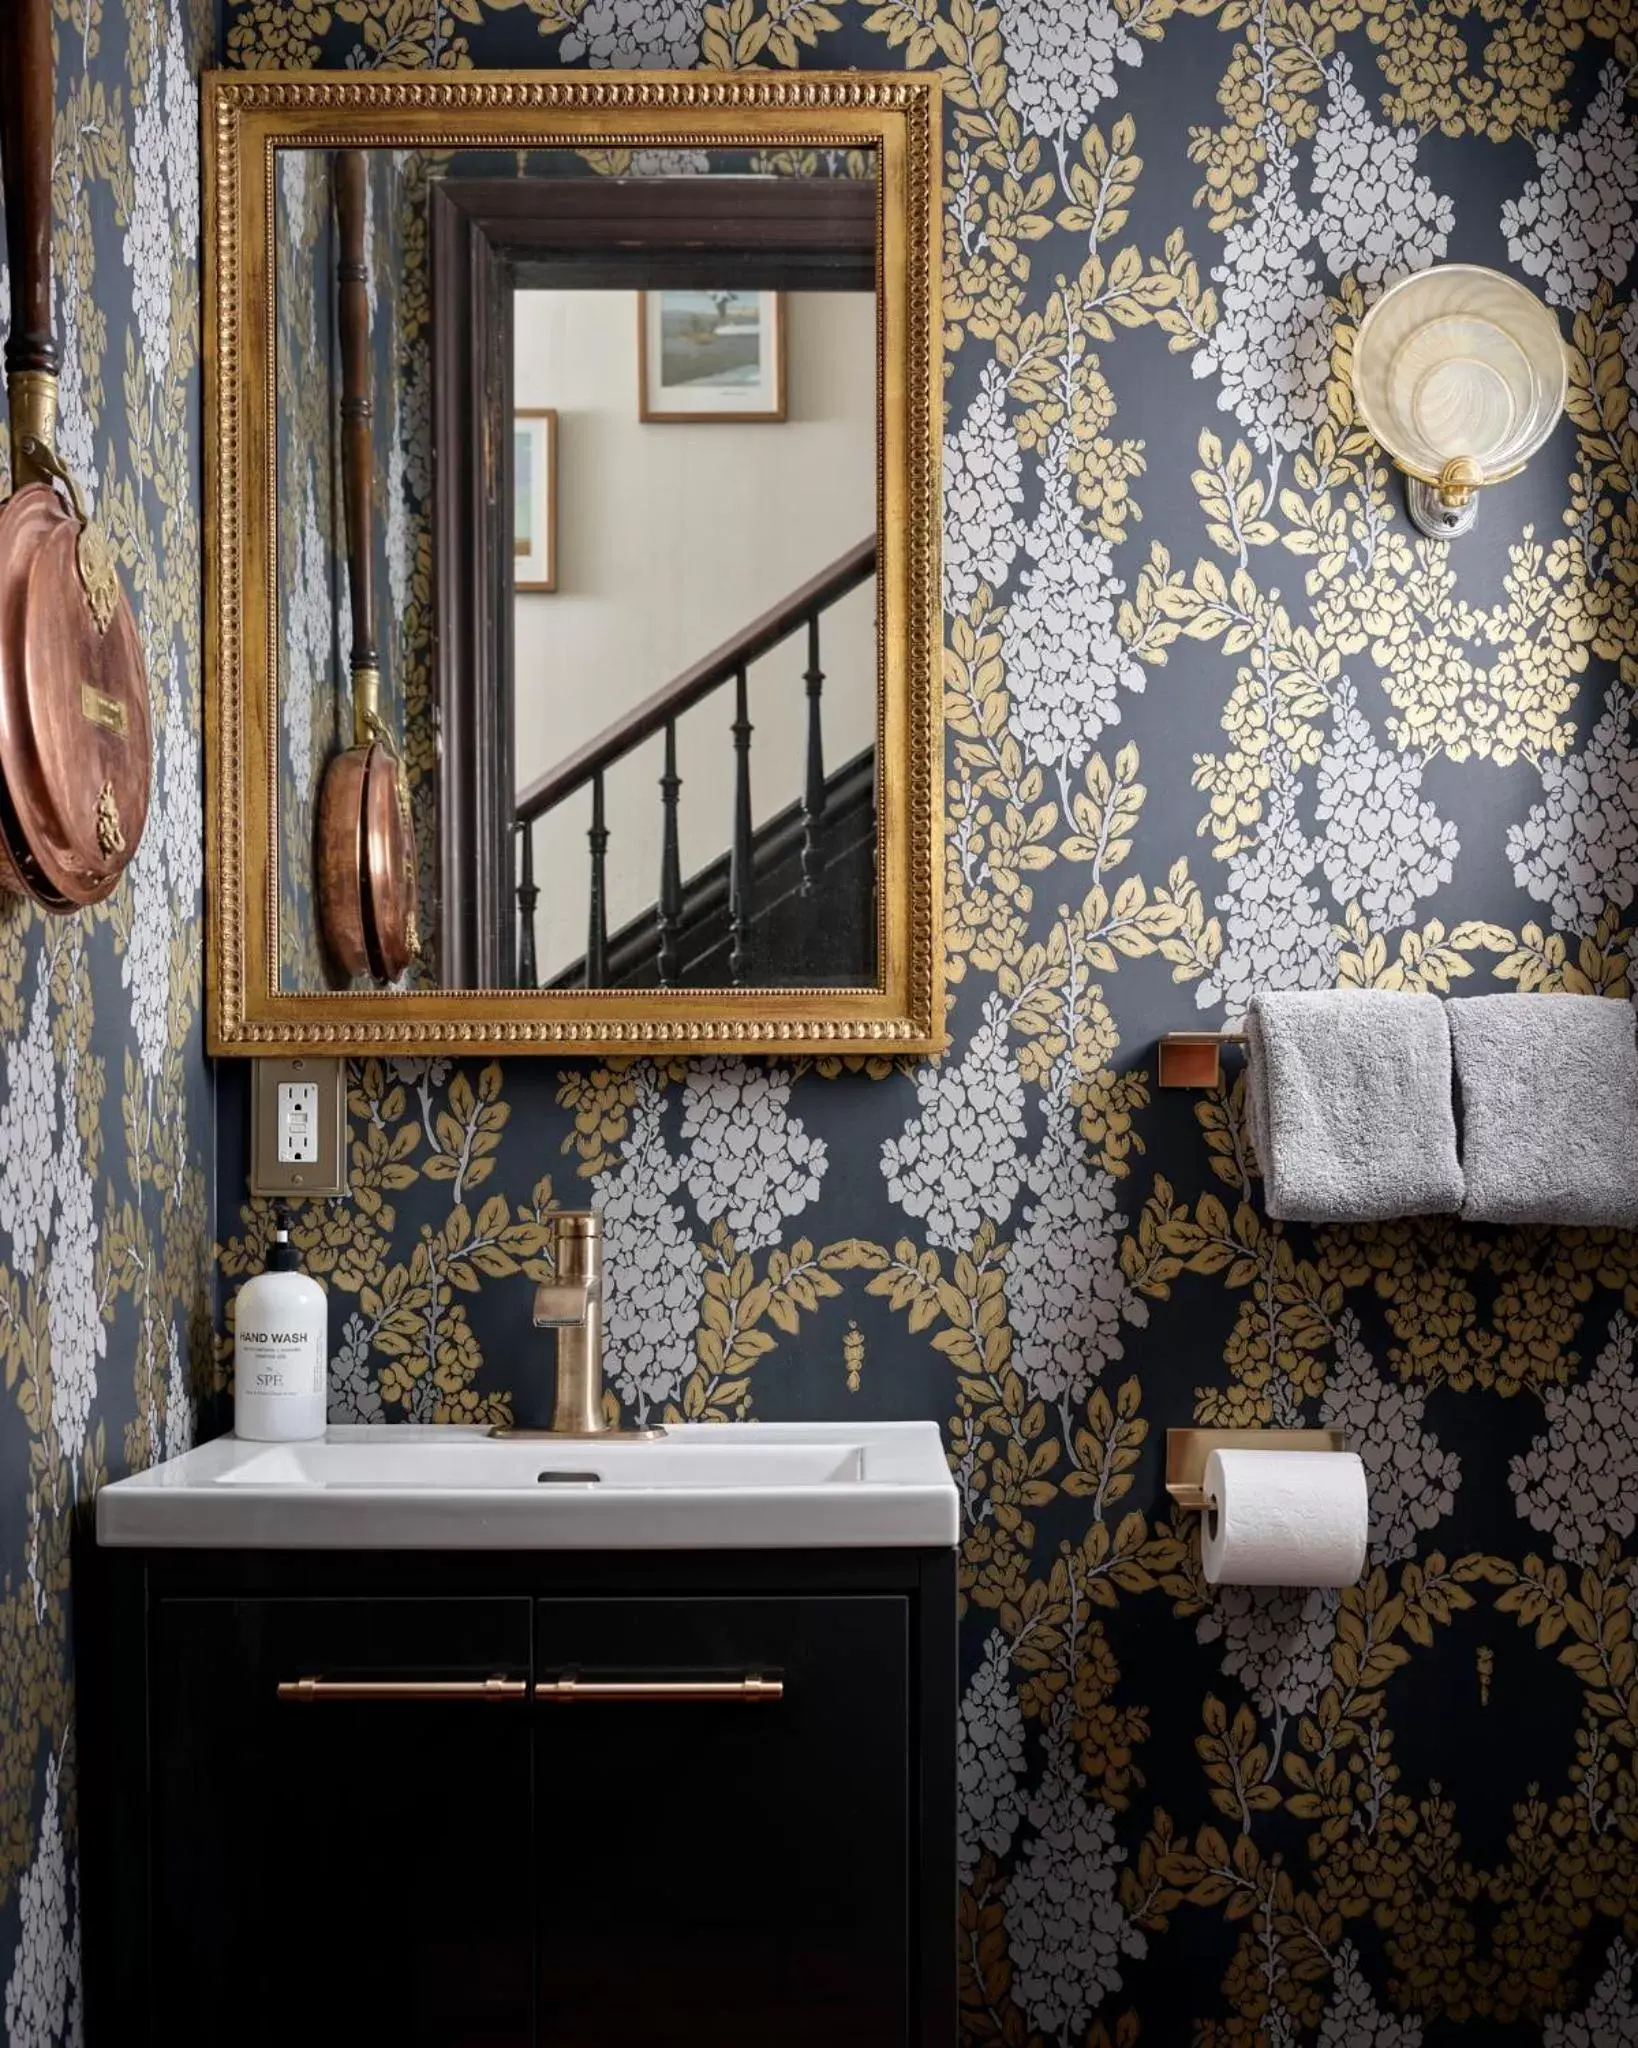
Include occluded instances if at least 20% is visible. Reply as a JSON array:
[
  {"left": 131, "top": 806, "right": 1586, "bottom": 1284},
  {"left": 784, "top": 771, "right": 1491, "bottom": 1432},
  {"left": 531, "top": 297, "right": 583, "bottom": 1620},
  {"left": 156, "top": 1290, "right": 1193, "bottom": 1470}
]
[
  {"left": 1244, "top": 990, "right": 1464, "bottom": 1222},
  {"left": 1447, "top": 994, "right": 1638, "bottom": 1226}
]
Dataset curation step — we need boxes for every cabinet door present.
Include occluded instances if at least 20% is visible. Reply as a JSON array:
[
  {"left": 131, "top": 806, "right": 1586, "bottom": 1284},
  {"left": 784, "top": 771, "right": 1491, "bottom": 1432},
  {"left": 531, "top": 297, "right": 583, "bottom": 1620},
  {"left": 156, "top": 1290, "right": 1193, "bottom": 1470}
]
[
  {"left": 149, "top": 1596, "right": 534, "bottom": 2048},
  {"left": 534, "top": 1595, "right": 909, "bottom": 2048}
]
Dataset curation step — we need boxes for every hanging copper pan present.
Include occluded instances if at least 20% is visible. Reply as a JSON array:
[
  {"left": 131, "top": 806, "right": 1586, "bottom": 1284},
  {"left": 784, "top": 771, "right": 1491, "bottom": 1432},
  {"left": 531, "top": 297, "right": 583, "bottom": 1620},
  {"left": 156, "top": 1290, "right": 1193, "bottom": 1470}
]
[
  {"left": 0, "top": 0, "right": 150, "bottom": 911},
  {"left": 316, "top": 148, "right": 418, "bottom": 984}
]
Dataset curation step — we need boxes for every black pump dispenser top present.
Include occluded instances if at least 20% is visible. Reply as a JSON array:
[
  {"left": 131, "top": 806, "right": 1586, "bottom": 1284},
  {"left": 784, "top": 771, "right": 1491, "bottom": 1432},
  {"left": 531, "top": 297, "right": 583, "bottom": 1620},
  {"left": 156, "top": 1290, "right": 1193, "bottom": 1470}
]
[{"left": 268, "top": 1201, "right": 300, "bottom": 1275}]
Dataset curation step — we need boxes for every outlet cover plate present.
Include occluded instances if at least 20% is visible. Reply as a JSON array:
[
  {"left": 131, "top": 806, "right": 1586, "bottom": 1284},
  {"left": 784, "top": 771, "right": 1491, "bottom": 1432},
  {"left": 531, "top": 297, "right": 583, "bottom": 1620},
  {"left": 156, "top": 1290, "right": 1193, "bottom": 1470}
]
[{"left": 249, "top": 1057, "right": 348, "bottom": 1197}]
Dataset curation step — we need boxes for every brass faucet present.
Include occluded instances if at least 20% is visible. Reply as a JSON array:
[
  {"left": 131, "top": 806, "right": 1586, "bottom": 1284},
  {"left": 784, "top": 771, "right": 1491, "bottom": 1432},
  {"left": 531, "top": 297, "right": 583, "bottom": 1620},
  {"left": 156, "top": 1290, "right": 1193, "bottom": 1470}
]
[
  {"left": 532, "top": 1211, "right": 605, "bottom": 1434},
  {"left": 517, "top": 1211, "right": 663, "bottom": 1440}
]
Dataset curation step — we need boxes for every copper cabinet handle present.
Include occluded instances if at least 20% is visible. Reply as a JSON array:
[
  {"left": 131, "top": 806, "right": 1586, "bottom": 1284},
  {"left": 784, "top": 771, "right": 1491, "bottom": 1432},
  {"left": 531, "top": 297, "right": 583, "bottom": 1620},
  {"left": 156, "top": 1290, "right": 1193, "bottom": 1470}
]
[
  {"left": 535, "top": 1675, "right": 783, "bottom": 1704},
  {"left": 277, "top": 1676, "right": 527, "bottom": 1703}
]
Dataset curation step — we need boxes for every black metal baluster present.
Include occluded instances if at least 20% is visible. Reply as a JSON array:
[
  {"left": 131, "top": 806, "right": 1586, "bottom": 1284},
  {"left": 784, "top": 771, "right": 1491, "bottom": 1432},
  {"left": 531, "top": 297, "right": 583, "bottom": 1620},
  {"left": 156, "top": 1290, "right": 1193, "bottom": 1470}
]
[
  {"left": 657, "top": 718, "right": 683, "bottom": 987},
  {"left": 587, "top": 769, "right": 609, "bottom": 987},
  {"left": 728, "top": 666, "right": 754, "bottom": 985},
  {"left": 515, "top": 820, "right": 539, "bottom": 989},
  {"left": 801, "top": 610, "right": 827, "bottom": 896}
]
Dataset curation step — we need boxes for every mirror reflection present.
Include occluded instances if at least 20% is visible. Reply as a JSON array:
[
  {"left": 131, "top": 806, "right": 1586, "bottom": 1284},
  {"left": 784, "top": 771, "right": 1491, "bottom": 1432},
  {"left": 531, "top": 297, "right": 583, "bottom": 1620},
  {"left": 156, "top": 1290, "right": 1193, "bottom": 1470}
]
[{"left": 273, "top": 147, "right": 880, "bottom": 996}]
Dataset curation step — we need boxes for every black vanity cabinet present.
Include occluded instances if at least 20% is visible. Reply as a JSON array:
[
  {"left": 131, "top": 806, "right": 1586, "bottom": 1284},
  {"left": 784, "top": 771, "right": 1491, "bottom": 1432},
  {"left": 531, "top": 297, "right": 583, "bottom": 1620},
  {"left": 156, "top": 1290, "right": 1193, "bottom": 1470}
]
[
  {"left": 85, "top": 1549, "right": 956, "bottom": 2048},
  {"left": 144, "top": 1593, "right": 536, "bottom": 2045}
]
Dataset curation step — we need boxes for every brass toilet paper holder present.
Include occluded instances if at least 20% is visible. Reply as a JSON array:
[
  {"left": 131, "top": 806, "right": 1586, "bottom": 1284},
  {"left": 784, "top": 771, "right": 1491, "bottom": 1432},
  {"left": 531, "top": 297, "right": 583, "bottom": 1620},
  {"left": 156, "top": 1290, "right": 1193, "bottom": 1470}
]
[{"left": 1165, "top": 1427, "right": 1348, "bottom": 1511}]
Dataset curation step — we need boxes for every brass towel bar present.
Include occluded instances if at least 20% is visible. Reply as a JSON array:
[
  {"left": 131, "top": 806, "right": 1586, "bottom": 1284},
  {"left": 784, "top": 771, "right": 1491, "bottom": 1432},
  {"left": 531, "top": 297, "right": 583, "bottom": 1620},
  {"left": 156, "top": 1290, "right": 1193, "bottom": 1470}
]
[
  {"left": 277, "top": 1673, "right": 783, "bottom": 1705},
  {"left": 1157, "top": 1029, "right": 1247, "bottom": 1090}
]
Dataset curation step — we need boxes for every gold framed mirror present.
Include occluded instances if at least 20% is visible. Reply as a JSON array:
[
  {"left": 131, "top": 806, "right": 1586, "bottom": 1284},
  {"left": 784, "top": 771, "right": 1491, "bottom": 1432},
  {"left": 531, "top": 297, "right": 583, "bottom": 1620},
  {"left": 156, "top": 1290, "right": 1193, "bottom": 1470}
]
[{"left": 203, "top": 70, "right": 942, "bottom": 1057}]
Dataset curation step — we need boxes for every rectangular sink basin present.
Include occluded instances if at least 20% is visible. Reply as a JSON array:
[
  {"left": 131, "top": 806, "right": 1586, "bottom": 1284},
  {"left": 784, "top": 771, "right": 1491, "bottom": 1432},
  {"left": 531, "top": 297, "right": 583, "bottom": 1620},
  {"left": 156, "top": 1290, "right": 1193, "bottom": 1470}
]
[
  {"left": 218, "top": 1438, "right": 866, "bottom": 1490},
  {"left": 96, "top": 1423, "right": 958, "bottom": 1550}
]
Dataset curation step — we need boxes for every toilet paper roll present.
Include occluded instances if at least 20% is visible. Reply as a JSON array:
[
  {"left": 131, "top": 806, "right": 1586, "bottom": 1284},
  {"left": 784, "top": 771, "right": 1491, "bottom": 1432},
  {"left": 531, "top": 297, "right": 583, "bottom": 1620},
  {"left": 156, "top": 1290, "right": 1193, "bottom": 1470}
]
[{"left": 1200, "top": 1449, "right": 1368, "bottom": 1588}]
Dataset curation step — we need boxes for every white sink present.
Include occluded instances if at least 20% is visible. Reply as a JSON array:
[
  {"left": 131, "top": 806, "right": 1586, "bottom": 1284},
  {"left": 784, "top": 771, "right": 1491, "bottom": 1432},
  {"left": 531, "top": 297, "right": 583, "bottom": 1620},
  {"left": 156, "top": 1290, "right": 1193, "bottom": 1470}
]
[
  {"left": 95, "top": 1423, "right": 959, "bottom": 1550},
  {"left": 217, "top": 1438, "right": 867, "bottom": 1491}
]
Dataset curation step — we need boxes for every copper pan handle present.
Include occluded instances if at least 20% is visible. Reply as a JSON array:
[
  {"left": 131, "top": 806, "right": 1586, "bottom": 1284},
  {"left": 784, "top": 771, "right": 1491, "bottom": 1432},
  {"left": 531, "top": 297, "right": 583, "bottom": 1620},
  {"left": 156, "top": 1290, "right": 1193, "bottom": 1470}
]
[
  {"left": 0, "top": 0, "right": 55, "bottom": 382},
  {"left": 1, "top": 0, "right": 58, "bottom": 485},
  {"left": 334, "top": 148, "right": 377, "bottom": 739}
]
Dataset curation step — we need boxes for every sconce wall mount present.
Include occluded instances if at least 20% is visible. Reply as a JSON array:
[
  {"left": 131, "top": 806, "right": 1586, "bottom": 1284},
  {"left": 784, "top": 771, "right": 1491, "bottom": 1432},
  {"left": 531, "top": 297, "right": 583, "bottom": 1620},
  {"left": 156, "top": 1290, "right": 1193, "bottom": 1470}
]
[
  {"left": 1352, "top": 263, "right": 1567, "bottom": 541},
  {"left": 1406, "top": 459, "right": 1483, "bottom": 539}
]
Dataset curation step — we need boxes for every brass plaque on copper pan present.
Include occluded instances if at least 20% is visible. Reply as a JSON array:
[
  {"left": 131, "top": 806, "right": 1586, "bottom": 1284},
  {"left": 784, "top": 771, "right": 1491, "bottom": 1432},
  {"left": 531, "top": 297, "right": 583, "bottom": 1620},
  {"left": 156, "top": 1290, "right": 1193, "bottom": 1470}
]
[{"left": 80, "top": 682, "right": 128, "bottom": 736}]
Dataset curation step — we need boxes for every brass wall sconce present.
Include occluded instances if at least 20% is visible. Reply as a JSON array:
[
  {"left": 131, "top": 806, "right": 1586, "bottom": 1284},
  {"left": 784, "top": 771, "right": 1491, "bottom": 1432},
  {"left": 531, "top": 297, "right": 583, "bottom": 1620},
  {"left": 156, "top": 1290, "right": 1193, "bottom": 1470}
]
[{"left": 1352, "top": 263, "right": 1567, "bottom": 540}]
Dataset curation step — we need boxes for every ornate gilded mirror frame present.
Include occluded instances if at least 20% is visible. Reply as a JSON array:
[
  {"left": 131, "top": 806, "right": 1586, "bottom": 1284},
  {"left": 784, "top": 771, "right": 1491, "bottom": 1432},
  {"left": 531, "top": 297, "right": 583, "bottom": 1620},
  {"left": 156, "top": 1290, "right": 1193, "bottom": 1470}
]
[{"left": 203, "top": 70, "right": 942, "bottom": 1057}]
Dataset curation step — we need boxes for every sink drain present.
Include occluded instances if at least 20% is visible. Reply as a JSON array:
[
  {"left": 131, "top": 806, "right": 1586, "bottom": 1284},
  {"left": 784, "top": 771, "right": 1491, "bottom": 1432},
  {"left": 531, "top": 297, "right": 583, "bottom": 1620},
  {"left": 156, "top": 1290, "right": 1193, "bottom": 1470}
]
[{"left": 536, "top": 1470, "right": 601, "bottom": 1485}]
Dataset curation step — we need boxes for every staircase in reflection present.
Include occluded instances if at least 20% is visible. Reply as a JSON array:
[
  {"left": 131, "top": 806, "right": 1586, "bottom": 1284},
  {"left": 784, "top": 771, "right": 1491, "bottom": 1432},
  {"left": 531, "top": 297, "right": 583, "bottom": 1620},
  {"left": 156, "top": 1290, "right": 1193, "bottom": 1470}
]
[{"left": 514, "top": 535, "right": 877, "bottom": 991}]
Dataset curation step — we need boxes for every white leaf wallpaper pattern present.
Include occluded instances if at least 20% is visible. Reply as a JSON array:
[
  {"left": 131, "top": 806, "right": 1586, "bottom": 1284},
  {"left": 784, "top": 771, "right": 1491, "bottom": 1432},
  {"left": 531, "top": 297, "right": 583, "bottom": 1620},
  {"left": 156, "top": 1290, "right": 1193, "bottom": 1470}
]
[
  {"left": 0, "top": 0, "right": 215, "bottom": 2039},
  {"left": 1502, "top": 60, "right": 1638, "bottom": 315},
  {"left": 206, "top": 0, "right": 1638, "bottom": 2035},
  {"left": 3, "top": 0, "right": 1638, "bottom": 2039}
]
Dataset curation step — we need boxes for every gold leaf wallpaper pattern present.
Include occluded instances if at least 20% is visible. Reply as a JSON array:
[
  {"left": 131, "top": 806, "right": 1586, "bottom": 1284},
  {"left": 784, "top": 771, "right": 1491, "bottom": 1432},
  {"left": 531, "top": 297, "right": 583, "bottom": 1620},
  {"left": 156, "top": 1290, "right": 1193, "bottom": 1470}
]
[
  {"left": 0, "top": 0, "right": 217, "bottom": 2040},
  {"left": 2, "top": 0, "right": 1637, "bottom": 2040},
  {"left": 206, "top": 0, "right": 1638, "bottom": 2032},
  {"left": 230, "top": 0, "right": 1638, "bottom": 2040}
]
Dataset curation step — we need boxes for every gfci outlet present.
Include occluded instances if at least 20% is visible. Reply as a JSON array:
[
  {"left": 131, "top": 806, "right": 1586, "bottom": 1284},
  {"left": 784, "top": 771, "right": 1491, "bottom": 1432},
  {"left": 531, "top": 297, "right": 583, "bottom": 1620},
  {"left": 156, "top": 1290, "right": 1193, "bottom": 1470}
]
[
  {"left": 277, "top": 1081, "right": 320, "bottom": 1163},
  {"left": 250, "top": 1058, "right": 348, "bottom": 1197}
]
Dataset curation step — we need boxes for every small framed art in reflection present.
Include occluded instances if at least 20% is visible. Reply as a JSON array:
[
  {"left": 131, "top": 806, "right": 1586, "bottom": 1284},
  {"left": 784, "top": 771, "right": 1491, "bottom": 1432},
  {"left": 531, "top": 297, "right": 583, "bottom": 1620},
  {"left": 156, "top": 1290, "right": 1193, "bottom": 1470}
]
[
  {"left": 514, "top": 406, "right": 557, "bottom": 593},
  {"left": 638, "top": 290, "right": 786, "bottom": 423}
]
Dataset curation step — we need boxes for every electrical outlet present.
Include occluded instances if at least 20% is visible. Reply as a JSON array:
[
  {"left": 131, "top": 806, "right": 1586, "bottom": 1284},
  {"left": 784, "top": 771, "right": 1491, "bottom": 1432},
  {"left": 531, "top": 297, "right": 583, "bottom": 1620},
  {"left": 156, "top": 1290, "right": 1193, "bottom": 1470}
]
[
  {"left": 277, "top": 1081, "right": 320, "bottom": 1163},
  {"left": 250, "top": 1058, "right": 348, "bottom": 1197}
]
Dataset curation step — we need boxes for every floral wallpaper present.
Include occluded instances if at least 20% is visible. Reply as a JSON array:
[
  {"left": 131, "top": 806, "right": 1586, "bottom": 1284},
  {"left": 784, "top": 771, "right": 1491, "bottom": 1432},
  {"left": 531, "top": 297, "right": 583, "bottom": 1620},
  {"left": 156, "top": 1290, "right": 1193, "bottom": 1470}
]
[
  {"left": 212, "top": 0, "right": 1638, "bottom": 2030},
  {"left": 215, "top": 0, "right": 1638, "bottom": 2041},
  {"left": 0, "top": 0, "right": 216, "bottom": 2041},
  {"left": 0, "top": 0, "right": 1627, "bottom": 2037}
]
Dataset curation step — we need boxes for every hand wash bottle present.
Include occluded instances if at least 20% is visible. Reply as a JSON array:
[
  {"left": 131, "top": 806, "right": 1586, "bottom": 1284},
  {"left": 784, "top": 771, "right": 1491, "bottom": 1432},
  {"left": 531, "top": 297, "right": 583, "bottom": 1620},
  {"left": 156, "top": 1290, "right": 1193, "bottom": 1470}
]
[{"left": 234, "top": 1203, "right": 328, "bottom": 1441}]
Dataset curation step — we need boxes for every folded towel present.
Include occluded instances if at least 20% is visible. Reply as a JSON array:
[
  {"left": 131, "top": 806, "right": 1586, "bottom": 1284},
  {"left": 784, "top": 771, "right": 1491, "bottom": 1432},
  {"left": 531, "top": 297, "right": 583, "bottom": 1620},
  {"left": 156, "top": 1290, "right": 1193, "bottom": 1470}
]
[
  {"left": 1447, "top": 994, "right": 1638, "bottom": 1226},
  {"left": 1245, "top": 990, "right": 1464, "bottom": 1222}
]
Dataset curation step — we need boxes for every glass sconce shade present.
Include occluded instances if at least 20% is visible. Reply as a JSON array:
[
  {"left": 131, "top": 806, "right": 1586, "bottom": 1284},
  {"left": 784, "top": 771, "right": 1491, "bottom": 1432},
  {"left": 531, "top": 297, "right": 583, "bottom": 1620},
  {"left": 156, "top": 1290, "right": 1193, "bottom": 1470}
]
[{"left": 1352, "top": 264, "right": 1567, "bottom": 535}]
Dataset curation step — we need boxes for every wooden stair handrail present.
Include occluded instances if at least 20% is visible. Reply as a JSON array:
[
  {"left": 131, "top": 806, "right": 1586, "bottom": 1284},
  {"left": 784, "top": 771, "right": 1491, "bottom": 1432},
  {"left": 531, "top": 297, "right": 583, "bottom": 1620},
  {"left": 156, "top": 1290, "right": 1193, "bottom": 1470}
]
[{"left": 515, "top": 534, "right": 876, "bottom": 826}]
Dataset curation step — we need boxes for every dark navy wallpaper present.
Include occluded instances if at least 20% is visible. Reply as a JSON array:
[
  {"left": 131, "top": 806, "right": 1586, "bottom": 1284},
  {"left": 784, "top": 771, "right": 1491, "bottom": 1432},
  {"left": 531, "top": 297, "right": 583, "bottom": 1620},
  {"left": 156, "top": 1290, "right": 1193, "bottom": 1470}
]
[
  {"left": 0, "top": 1, "right": 216, "bottom": 2039},
  {"left": 5, "top": 0, "right": 1638, "bottom": 2039}
]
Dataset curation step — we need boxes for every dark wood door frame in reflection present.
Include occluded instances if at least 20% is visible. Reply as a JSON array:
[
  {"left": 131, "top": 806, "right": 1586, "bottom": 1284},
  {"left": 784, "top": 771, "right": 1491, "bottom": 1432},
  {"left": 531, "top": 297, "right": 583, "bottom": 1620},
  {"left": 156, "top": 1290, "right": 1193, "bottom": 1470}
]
[{"left": 429, "top": 175, "right": 877, "bottom": 987}]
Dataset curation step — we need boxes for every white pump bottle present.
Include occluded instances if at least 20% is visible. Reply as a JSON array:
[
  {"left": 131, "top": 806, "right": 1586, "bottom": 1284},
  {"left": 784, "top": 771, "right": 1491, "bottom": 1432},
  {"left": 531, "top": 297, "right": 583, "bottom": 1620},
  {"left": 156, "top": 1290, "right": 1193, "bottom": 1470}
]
[{"left": 234, "top": 1205, "right": 328, "bottom": 1441}]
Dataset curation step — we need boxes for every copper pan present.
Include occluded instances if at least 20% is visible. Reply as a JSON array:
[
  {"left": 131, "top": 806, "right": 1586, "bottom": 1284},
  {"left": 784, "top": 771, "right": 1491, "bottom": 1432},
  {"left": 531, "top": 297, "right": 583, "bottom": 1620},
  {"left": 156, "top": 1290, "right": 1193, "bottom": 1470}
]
[
  {"left": 0, "top": 0, "right": 150, "bottom": 911},
  {"left": 316, "top": 741, "right": 371, "bottom": 977},
  {"left": 317, "top": 672, "right": 418, "bottom": 984},
  {"left": 361, "top": 733, "right": 416, "bottom": 982},
  {"left": 315, "top": 148, "right": 419, "bottom": 984}
]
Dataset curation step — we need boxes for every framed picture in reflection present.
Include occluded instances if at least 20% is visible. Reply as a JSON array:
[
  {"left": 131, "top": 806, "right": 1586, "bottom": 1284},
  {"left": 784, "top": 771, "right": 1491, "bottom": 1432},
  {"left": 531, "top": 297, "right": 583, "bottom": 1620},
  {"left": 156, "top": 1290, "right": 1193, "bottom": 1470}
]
[
  {"left": 514, "top": 407, "right": 557, "bottom": 592},
  {"left": 638, "top": 290, "right": 786, "bottom": 422}
]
